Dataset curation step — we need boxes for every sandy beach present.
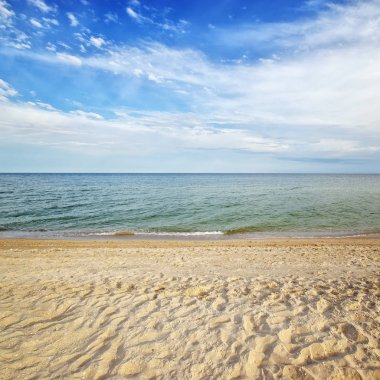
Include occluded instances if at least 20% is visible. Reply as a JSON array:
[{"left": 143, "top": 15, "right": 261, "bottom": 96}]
[{"left": 0, "top": 238, "right": 379, "bottom": 379}]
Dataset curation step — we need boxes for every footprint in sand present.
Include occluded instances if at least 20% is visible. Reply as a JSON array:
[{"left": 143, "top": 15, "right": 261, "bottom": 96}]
[{"left": 245, "top": 335, "right": 277, "bottom": 377}]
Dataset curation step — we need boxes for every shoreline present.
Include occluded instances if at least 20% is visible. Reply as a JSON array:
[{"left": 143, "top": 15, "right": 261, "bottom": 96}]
[
  {"left": 1, "top": 237, "right": 379, "bottom": 379},
  {"left": 1, "top": 226, "right": 380, "bottom": 242},
  {"left": 1, "top": 236, "right": 380, "bottom": 249},
  {"left": 1, "top": 227, "right": 380, "bottom": 242}
]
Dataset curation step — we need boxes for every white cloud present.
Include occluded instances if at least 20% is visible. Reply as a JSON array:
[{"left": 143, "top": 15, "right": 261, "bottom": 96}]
[
  {"left": 126, "top": 7, "right": 144, "bottom": 23},
  {"left": 0, "top": 0, "right": 14, "bottom": 27},
  {"left": 1, "top": 30, "right": 31, "bottom": 49},
  {"left": 89, "top": 36, "right": 105, "bottom": 48},
  {"left": 57, "top": 41, "right": 71, "bottom": 49},
  {"left": 28, "top": 0, "right": 55, "bottom": 13},
  {"left": 161, "top": 19, "right": 189, "bottom": 34},
  {"left": 125, "top": 5, "right": 189, "bottom": 33},
  {"left": 85, "top": 43, "right": 209, "bottom": 85},
  {"left": 67, "top": 12, "right": 78, "bottom": 27},
  {"left": 0, "top": 99, "right": 288, "bottom": 156},
  {"left": 30, "top": 18, "right": 43, "bottom": 28},
  {"left": 27, "top": 101, "right": 56, "bottom": 111},
  {"left": 104, "top": 12, "right": 118, "bottom": 24},
  {"left": 1, "top": 97, "right": 378, "bottom": 166},
  {"left": 0, "top": 2, "right": 32, "bottom": 48},
  {"left": 1, "top": 0, "right": 380, "bottom": 165},
  {"left": 308, "top": 138, "right": 380, "bottom": 155},
  {"left": 56, "top": 52, "right": 82, "bottom": 66},
  {"left": 43, "top": 17, "right": 59, "bottom": 26},
  {"left": 46, "top": 42, "right": 56, "bottom": 51},
  {"left": 216, "top": 0, "right": 380, "bottom": 52},
  {"left": 73, "top": 32, "right": 86, "bottom": 43},
  {"left": 8, "top": 42, "right": 31, "bottom": 49},
  {"left": 0, "top": 78, "right": 17, "bottom": 101},
  {"left": 70, "top": 110, "right": 103, "bottom": 120}
]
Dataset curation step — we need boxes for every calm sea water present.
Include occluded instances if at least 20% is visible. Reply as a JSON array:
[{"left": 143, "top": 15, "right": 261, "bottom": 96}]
[{"left": 0, "top": 174, "right": 379, "bottom": 239}]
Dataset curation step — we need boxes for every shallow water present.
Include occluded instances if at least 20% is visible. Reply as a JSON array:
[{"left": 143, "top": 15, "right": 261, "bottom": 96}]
[{"left": 0, "top": 173, "right": 379, "bottom": 239}]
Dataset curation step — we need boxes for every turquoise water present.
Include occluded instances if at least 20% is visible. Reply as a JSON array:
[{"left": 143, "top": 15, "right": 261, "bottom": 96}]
[{"left": 0, "top": 174, "right": 379, "bottom": 239}]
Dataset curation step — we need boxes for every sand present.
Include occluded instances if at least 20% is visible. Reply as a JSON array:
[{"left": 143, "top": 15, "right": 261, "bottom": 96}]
[{"left": 0, "top": 238, "right": 379, "bottom": 379}]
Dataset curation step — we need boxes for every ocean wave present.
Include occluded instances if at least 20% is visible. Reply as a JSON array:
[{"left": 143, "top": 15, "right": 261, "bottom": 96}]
[
  {"left": 336, "top": 230, "right": 380, "bottom": 238},
  {"left": 1, "top": 227, "right": 379, "bottom": 240},
  {"left": 223, "top": 226, "right": 274, "bottom": 235},
  {"left": 80, "top": 230, "right": 224, "bottom": 237},
  {"left": 135, "top": 231, "right": 224, "bottom": 236}
]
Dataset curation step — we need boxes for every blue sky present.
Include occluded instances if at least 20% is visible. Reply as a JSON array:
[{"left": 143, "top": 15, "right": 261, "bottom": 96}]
[{"left": 0, "top": 0, "right": 379, "bottom": 172}]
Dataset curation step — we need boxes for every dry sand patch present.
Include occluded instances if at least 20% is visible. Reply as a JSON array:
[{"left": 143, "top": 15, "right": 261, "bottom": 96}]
[{"left": 0, "top": 239, "right": 379, "bottom": 379}]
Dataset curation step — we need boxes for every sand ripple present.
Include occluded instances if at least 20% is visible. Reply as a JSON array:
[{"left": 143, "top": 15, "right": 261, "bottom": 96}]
[{"left": 0, "top": 239, "right": 379, "bottom": 379}]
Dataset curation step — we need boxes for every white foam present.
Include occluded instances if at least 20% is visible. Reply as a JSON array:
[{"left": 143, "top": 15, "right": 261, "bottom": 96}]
[
  {"left": 135, "top": 231, "right": 224, "bottom": 236},
  {"left": 87, "top": 232, "right": 115, "bottom": 236},
  {"left": 83, "top": 231, "right": 224, "bottom": 237}
]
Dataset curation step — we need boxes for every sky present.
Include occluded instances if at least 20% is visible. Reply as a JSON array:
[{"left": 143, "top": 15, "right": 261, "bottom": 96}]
[{"left": 0, "top": 0, "right": 379, "bottom": 173}]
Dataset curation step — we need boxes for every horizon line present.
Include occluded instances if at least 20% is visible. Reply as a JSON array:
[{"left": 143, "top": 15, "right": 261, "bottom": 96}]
[{"left": 1, "top": 172, "right": 379, "bottom": 175}]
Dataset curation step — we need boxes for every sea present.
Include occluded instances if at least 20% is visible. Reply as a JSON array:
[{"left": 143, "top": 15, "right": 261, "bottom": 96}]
[{"left": 0, "top": 173, "right": 379, "bottom": 240}]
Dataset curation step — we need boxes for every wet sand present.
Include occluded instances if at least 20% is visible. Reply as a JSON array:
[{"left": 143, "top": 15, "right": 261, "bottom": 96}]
[{"left": 0, "top": 238, "right": 379, "bottom": 379}]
